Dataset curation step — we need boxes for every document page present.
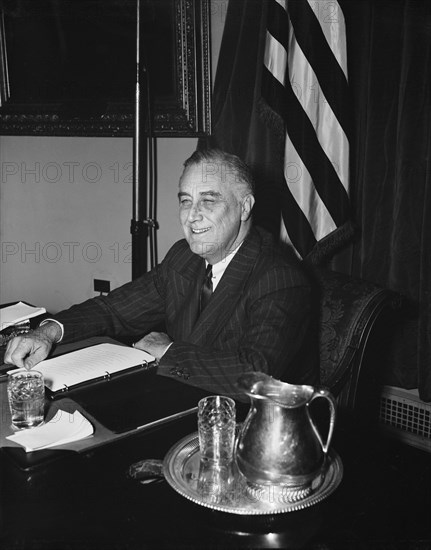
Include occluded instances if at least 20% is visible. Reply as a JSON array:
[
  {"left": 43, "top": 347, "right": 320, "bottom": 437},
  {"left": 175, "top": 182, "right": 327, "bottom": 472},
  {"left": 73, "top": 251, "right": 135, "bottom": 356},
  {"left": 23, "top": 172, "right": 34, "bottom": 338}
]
[
  {"left": 0, "top": 302, "right": 46, "bottom": 330},
  {"left": 6, "top": 410, "right": 94, "bottom": 452},
  {"left": 35, "top": 343, "right": 156, "bottom": 392}
]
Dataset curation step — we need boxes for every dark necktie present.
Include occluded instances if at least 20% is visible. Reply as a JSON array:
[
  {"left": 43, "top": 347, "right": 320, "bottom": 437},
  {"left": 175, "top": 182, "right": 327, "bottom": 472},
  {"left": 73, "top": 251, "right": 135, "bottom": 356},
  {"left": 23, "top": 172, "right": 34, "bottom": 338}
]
[{"left": 199, "top": 264, "right": 213, "bottom": 314}]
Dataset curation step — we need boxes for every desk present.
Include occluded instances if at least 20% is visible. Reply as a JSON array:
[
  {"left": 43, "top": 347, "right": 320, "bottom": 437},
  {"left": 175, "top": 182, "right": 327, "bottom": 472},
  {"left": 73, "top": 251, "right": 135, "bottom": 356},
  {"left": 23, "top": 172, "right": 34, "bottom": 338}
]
[
  {"left": 1, "top": 418, "right": 430, "bottom": 549},
  {"left": 0, "top": 337, "right": 208, "bottom": 457},
  {"left": 0, "top": 343, "right": 430, "bottom": 549}
]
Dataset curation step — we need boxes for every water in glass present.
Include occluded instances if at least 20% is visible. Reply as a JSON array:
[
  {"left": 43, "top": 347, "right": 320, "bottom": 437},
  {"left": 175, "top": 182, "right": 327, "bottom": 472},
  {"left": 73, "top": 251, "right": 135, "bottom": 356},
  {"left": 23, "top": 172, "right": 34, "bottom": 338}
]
[{"left": 8, "top": 370, "right": 45, "bottom": 430}]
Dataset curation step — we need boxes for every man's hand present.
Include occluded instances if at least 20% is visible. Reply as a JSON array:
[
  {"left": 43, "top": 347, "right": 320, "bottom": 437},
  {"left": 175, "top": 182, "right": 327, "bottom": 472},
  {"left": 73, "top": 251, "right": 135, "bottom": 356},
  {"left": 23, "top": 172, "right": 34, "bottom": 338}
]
[
  {"left": 133, "top": 332, "right": 173, "bottom": 360},
  {"left": 4, "top": 321, "right": 62, "bottom": 369}
]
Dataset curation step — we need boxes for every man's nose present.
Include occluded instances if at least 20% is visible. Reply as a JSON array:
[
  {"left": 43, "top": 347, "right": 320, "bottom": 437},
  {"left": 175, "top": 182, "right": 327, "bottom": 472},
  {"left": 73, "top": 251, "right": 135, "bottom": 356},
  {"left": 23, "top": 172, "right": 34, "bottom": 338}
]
[{"left": 187, "top": 203, "right": 203, "bottom": 222}]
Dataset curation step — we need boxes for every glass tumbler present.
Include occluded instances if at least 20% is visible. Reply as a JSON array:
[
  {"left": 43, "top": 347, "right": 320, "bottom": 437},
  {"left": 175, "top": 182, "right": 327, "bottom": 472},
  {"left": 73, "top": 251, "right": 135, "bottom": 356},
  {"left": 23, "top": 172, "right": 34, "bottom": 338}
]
[
  {"left": 7, "top": 369, "right": 45, "bottom": 430},
  {"left": 197, "top": 395, "right": 236, "bottom": 464}
]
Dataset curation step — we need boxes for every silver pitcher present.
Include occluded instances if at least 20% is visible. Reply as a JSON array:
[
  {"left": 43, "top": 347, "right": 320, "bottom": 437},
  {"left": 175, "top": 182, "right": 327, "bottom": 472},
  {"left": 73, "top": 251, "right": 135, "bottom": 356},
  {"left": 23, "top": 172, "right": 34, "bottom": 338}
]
[{"left": 235, "top": 372, "right": 336, "bottom": 494}]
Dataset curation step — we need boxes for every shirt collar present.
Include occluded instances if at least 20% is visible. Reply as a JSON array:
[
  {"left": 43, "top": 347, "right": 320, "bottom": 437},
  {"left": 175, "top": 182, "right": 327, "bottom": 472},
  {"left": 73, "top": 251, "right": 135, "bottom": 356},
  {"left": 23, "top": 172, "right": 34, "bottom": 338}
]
[{"left": 206, "top": 242, "right": 243, "bottom": 291}]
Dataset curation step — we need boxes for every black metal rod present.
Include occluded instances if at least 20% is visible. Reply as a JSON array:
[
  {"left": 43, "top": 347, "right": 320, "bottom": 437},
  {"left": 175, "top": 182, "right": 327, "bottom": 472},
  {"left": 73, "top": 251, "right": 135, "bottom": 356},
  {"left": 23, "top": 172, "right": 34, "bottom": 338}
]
[{"left": 131, "top": 0, "right": 148, "bottom": 279}]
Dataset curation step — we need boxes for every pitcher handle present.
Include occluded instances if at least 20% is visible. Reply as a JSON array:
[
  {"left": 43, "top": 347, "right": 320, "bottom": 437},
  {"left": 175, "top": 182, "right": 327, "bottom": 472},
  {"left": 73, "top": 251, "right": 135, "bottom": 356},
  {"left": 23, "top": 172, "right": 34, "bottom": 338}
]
[{"left": 306, "top": 388, "right": 336, "bottom": 454}]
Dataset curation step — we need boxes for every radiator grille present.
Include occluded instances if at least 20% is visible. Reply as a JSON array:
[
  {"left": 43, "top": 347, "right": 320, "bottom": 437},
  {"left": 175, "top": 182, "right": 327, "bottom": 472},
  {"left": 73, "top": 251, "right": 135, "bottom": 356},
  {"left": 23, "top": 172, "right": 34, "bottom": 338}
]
[{"left": 378, "top": 386, "right": 431, "bottom": 453}]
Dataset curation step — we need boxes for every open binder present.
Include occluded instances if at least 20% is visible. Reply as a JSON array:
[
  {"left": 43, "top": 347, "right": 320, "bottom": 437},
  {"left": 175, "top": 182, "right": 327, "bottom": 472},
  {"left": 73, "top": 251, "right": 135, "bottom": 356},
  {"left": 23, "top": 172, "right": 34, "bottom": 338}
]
[
  {"left": 33, "top": 340, "right": 209, "bottom": 434},
  {"left": 35, "top": 343, "right": 158, "bottom": 397}
]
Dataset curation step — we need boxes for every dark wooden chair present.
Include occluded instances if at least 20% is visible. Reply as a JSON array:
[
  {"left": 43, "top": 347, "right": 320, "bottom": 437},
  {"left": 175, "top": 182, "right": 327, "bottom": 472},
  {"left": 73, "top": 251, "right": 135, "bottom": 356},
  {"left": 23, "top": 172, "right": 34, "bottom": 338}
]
[{"left": 313, "top": 268, "right": 404, "bottom": 417}]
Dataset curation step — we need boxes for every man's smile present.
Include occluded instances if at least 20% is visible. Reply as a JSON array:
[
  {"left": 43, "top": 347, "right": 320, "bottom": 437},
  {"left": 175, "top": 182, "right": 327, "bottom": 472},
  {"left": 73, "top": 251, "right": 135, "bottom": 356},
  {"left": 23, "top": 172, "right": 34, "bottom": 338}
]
[{"left": 191, "top": 227, "right": 211, "bottom": 234}]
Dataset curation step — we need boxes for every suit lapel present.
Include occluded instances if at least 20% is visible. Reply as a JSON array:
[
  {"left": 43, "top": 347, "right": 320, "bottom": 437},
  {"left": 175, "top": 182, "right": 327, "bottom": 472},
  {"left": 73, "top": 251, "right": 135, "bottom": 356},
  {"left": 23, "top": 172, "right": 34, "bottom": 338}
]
[
  {"left": 189, "top": 228, "right": 262, "bottom": 347},
  {"left": 169, "top": 254, "right": 206, "bottom": 341}
]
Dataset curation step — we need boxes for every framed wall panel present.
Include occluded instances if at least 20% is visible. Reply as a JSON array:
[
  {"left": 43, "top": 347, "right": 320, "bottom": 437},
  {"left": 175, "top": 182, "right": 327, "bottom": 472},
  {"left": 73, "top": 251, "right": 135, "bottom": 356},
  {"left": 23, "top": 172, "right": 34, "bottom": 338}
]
[{"left": 0, "top": 0, "right": 211, "bottom": 137}]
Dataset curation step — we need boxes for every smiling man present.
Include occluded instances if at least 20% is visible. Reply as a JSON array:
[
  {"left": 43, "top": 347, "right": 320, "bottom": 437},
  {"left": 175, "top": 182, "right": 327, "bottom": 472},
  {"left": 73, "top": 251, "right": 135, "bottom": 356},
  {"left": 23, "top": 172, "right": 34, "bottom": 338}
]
[
  {"left": 5, "top": 149, "right": 318, "bottom": 396},
  {"left": 178, "top": 151, "right": 255, "bottom": 265}
]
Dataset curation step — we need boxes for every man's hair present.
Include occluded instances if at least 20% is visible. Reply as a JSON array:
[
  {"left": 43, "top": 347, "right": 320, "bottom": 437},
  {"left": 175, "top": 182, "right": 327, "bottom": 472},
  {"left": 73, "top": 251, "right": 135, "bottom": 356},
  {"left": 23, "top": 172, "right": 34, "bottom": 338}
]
[{"left": 182, "top": 148, "right": 255, "bottom": 196}]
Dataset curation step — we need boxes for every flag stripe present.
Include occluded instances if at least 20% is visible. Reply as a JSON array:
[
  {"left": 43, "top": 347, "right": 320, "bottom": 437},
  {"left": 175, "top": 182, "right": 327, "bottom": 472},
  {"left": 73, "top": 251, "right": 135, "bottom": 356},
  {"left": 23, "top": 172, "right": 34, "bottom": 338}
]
[
  {"left": 261, "top": 0, "right": 351, "bottom": 260},
  {"left": 262, "top": 65, "right": 340, "bottom": 237},
  {"left": 274, "top": 0, "right": 288, "bottom": 12},
  {"left": 284, "top": 82, "right": 350, "bottom": 226},
  {"left": 262, "top": 66, "right": 350, "bottom": 226},
  {"left": 262, "top": 40, "right": 288, "bottom": 122},
  {"left": 283, "top": 132, "right": 337, "bottom": 240},
  {"left": 264, "top": 32, "right": 288, "bottom": 87},
  {"left": 288, "top": 0, "right": 350, "bottom": 136},
  {"left": 280, "top": 180, "right": 317, "bottom": 257},
  {"left": 267, "top": 0, "right": 289, "bottom": 51},
  {"left": 288, "top": 25, "right": 349, "bottom": 190},
  {"left": 305, "top": 0, "right": 348, "bottom": 78}
]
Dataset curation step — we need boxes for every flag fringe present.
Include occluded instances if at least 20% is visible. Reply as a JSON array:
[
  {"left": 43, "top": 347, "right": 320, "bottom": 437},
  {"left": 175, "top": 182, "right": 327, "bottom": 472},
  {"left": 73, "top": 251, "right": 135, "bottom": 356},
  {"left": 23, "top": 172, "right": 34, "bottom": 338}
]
[{"left": 304, "top": 220, "right": 355, "bottom": 266}]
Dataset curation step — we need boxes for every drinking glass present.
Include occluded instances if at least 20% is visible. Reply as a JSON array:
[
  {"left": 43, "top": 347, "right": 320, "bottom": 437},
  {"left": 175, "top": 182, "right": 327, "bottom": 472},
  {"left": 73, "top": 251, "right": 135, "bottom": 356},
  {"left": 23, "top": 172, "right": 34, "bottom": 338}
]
[
  {"left": 197, "top": 456, "right": 235, "bottom": 504},
  {"left": 7, "top": 369, "right": 45, "bottom": 430},
  {"left": 197, "top": 395, "right": 236, "bottom": 464}
]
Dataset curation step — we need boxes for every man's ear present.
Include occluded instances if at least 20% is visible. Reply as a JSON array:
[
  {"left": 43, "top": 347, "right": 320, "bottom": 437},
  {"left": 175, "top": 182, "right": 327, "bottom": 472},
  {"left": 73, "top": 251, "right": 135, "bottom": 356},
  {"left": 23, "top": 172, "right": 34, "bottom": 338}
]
[{"left": 240, "top": 194, "right": 255, "bottom": 221}]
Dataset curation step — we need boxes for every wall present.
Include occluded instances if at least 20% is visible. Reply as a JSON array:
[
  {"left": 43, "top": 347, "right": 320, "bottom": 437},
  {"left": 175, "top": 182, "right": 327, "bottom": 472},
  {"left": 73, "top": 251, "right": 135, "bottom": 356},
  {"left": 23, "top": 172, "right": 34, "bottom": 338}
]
[{"left": 0, "top": 0, "right": 228, "bottom": 313}]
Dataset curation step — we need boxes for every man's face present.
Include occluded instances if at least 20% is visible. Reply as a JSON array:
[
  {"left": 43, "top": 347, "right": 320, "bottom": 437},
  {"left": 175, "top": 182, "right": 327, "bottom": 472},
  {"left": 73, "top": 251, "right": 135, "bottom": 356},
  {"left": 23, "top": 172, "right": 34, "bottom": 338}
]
[{"left": 178, "top": 162, "right": 253, "bottom": 264}]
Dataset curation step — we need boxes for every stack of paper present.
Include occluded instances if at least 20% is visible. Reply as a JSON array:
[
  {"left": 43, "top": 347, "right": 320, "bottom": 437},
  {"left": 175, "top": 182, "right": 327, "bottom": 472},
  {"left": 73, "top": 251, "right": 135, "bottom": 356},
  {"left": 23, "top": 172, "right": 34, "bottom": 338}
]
[
  {"left": 0, "top": 301, "right": 46, "bottom": 330},
  {"left": 6, "top": 410, "right": 94, "bottom": 452}
]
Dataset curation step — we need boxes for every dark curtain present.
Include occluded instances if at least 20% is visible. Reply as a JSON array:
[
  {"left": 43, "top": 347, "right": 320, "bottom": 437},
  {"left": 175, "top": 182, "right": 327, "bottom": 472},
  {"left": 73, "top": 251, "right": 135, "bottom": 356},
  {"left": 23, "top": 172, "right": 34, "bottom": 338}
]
[
  {"left": 203, "top": 0, "right": 284, "bottom": 236},
  {"left": 206, "top": 0, "right": 431, "bottom": 401},
  {"left": 333, "top": 0, "right": 431, "bottom": 401}
]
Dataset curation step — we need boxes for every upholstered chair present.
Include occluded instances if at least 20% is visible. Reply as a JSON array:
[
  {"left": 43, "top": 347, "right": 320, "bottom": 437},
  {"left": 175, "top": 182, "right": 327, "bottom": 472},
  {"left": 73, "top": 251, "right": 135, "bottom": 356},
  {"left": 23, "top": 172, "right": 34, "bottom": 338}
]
[{"left": 313, "top": 268, "right": 404, "bottom": 417}]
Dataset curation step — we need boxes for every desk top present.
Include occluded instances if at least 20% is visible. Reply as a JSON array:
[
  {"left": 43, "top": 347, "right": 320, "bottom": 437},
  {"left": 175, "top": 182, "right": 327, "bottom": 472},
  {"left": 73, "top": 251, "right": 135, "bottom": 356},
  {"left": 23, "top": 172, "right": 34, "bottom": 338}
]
[
  {"left": 1, "top": 337, "right": 209, "bottom": 466},
  {"left": 1, "top": 415, "right": 430, "bottom": 549},
  {"left": 0, "top": 340, "right": 430, "bottom": 549}
]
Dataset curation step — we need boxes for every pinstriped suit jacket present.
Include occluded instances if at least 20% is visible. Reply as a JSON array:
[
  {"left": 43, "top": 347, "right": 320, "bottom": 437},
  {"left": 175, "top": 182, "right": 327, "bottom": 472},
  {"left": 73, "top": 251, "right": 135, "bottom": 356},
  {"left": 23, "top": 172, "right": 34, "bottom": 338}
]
[{"left": 55, "top": 227, "right": 318, "bottom": 397}]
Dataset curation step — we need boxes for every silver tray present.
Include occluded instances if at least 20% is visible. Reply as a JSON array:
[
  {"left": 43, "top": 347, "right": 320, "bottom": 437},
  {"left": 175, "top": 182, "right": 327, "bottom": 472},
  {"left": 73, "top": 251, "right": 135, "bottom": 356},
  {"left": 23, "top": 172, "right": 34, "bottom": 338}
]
[{"left": 163, "top": 431, "right": 343, "bottom": 515}]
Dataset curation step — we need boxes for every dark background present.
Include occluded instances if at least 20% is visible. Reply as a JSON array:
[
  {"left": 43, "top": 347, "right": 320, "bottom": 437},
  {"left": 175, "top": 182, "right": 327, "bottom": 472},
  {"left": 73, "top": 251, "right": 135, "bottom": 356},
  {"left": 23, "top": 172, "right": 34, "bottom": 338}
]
[{"left": 2, "top": 0, "right": 175, "bottom": 111}]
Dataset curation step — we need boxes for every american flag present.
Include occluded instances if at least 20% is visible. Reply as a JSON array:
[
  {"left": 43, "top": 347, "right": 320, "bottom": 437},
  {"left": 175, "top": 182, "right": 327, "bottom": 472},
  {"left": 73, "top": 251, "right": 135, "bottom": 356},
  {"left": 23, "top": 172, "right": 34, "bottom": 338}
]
[{"left": 261, "top": 0, "right": 352, "bottom": 263}]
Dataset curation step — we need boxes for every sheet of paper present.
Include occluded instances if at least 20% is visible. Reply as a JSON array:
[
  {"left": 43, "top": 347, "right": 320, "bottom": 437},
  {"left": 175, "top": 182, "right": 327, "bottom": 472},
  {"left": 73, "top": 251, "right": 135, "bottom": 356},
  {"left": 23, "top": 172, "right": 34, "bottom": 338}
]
[
  {"left": 35, "top": 343, "right": 156, "bottom": 392},
  {"left": 0, "top": 302, "right": 46, "bottom": 330},
  {"left": 6, "top": 410, "right": 94, "bottom": 452}
]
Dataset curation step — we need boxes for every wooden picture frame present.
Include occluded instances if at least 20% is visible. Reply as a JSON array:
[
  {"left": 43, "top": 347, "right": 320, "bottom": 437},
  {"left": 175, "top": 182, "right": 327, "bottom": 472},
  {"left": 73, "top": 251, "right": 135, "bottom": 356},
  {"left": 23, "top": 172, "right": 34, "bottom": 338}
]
[{"left": 0, "top": 0, "right": 211, "bottom": 137}]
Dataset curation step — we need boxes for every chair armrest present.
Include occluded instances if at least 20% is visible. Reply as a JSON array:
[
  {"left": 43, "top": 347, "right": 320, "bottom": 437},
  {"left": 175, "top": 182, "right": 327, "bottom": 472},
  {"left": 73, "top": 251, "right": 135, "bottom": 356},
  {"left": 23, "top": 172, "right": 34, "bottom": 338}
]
[{"left": 313, "top": 268, "right": 404, "bottom": 411}]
